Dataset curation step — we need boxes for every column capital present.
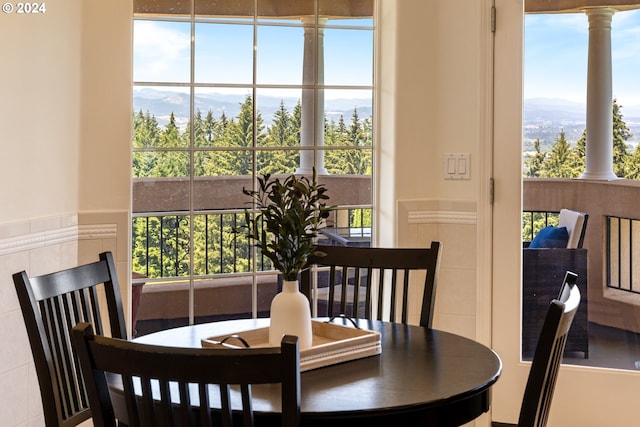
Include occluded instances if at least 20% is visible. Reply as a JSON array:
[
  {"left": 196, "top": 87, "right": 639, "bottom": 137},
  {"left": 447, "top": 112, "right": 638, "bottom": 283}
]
[
  {"left": 300, "top": 16, "right": 328, "bottom": 26},
  {"left": 584, "top": 7, "right": 616, "bottom": 23}
]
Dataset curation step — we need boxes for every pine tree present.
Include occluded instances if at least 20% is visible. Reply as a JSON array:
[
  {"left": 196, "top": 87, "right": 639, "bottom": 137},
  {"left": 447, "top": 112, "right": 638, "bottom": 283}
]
[
  {"left": 325, "top": 114, "right": 348, "bottom": 174},
  {"left": 259, "top": 100, "right": 298, "bottom": 174},
  {"left": 203, "top": 110, "right": 217, "bottom": 146},
  {"left": 268, "top": 101, "right": 292, "bottom": 147},
  {"left": 132, "top": 110, "right": 162, "bottom": 178},
  {"left": 132, "top": 110, "right": 161, "bottom": 148},
  {"left": 624, "top": 145, "right": 640, "bottom": 180},
  {"left": 348, "top": 107, "right": 363, "bottom": 145},
  {"left": 566, "top": 130, "right": 586, "bottom": 176},
  {"left": 221, "top": 95, "right": 265, "bottom": 175},
  {"left": 540, "top": 130, "right": 579, "bottom": 178},
  {"left": 613, "top": 98, "right": 632, "bottom": 177},
  {"left": 524, "top": 138, "right": 546, "bottom": 177},
  {"left": 323, "top": 109, "right": 372, "bottom": 175},
  {"left": 291, "top": 101, "right": 302, "bottom": 145},
  {"left": 160, "top": 112, "right": 185, "bottom": 148},
  {"left": 336, "top": 115, "right": 348, "bottom": 144}
]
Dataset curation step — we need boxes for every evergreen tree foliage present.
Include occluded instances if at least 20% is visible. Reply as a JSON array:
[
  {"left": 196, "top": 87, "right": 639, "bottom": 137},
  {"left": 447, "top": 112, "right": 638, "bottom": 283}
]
[
  {"left": 524, "top": 100, "right": 633, "bottom": 180},
  {"left": 521, "top": 100, "right": 636, "bottom": 243},
  {"left": 132, "top": 98, "right": 373, "bottom": 279},
  {"left": 202, "top": 110, "right": 218, "bottom": 146},
  {"left": 567, "top": 130, "right": 586, "bottom": 175},
  {"left": 613, "top": 98, "right": 632, "bottom": 177},
  {"left": 259, "top": 100, "right": 299, "bottom": 174},
  {"left": 624, "top": 145, "right": 640, "bottom": 180},
  {"left": 160, "top": 113, "right": 184, "bottom": 148},
  {"left": 132, "top": 110, "right": 162, "bottom": 178},
  {"left": 291, "top": 101, "right": 302, "bottom": 143},
  {"left": 524, "top": 138, "right": 546, "bottom": 177},
  {"left": 324, "top": 109, "right": 372, "bottom": 175},
  {"left": 133, "top": 110, "right": 161, "bottom": 148},
  {"left": 539, "top": 130, "right": 580, "bottom": 178}
]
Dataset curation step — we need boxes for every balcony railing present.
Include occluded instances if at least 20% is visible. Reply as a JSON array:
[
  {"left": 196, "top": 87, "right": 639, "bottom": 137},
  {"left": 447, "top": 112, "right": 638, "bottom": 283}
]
[
  {"left": 523, "top": 177, "right": 640, "bottom": 334},
  {"left": 131, "top": 174, "right": 373, "bottom": 335},
  {"left": 523, "top": 208, "right": 640, "bottom": 295},
  {"left": 606, "top": 215, "right": 640, "bottom": 295},
  {"left": 521, "top": 210, "right": 560, "bottom": 243},
  {"left": 132, "top": 207, "right": 371, "bottom": 280}
]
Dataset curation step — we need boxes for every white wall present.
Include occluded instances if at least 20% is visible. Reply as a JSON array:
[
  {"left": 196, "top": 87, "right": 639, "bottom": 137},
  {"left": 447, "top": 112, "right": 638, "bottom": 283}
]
[
  {"left": 0, "top": 2, "right": 132, "bottom": 425},
  {"left": 78, "top": 0, "right": 132, "bottom": 337},
  {"left": 378, "top": 1, "right": 489, "bottom": 340},
  {"left": 79, "top": 2, "right": 132, "bottom": 214},
  {"left": 0, "top": 2, "right": 81, "bottom": 223}
]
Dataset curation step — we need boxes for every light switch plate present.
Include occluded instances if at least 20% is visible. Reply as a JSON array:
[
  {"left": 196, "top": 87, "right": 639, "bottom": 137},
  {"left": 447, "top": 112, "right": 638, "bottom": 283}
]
[{"left": 443, "top": 153, "right": 471, "bottom": 180}]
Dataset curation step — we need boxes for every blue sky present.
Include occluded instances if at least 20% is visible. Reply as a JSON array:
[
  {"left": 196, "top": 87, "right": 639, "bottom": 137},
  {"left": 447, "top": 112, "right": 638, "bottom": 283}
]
[
  {"left": 525, "top": 9, "right": 640, "bottom": 107},
  {"left": 134, "top": 10, "right": 640, "bottom": 108},
  {"left": 133, "top": 20, "right": 373, "bottom": 99}
]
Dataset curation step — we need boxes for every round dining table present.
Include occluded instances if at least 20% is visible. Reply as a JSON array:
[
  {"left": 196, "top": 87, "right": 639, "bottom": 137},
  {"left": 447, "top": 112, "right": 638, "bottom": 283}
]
[{"left": 130, "top": 317, "right": 502, "bottom": 427}]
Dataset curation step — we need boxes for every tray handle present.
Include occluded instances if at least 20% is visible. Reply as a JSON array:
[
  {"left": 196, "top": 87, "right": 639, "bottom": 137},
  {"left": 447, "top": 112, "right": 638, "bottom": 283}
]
[
  {"left": 326, "top": 314, "right": 360, "bottom": 329},
  {"left": 221, "top": 334, "right": 251, "bottom": 347}
]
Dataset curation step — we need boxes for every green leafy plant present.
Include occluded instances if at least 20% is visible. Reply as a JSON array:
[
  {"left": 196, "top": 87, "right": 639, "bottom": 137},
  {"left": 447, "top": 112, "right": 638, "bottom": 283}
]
[{"left": 237, "top": 169, "right": 334, "bottom": 281}]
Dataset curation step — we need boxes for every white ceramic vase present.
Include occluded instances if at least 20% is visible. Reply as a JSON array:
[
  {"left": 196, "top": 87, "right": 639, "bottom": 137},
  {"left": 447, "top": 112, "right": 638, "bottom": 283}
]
[{"left": 269, "top": 280, "right": 313, "bottom": 350}]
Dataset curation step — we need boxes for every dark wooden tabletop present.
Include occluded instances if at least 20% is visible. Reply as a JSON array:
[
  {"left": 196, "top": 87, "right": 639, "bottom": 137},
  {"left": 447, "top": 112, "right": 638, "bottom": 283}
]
[{"left": 132, "top": 317, "right": 502, "bottom": 427}]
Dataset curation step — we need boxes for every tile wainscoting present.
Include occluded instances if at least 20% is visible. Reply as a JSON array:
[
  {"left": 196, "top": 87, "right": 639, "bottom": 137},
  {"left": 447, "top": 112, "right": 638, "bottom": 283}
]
[
  {"left": 397, "top": 199, "right": 478, "bottom": 340},
  {"left": 0, "top": 211, "right": 128, "bottom": 427}
]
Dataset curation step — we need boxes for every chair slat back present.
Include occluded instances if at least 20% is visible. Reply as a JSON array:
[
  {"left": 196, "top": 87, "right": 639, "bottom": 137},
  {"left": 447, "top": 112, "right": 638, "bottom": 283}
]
[
  {"left": 518, "top": 271, "right": 580, "bottom": 427},
  {"left": 301, "top": 241, "right": 441, "bottom": 327},
  {"left": 71, "top": 323, "right": 301, "bottom": 427},
  {"left": 12, "top": 252, "right": 126, "bottom": 427}
]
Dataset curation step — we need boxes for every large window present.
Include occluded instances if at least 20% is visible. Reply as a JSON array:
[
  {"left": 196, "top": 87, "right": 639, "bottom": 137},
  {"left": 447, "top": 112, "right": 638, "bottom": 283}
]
[{"left": 131, "top": 0, "right": 375, "bottom": 335}]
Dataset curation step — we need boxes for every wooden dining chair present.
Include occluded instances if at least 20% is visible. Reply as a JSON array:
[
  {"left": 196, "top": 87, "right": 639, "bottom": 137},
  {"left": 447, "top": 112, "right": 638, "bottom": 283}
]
[
  {"left": 517, "top": 271, "right": 581, "bottom": 427},
  {"left": 71, "top": 322, "right": 301, "bottom": 427},
  {"left": 300, "top": 241, "right": 441, "bottom": 327},
  {"left": 12, "top": 251, "right": 127, "bottom": 427}
]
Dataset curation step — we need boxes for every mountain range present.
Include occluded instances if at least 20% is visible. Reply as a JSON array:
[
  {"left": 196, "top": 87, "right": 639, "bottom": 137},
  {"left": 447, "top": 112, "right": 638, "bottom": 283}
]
[
  {"left": 133, "top": 89, "right": 640, "bottom": 147},
  {"left": 133, "top": 88, "right": 372, "bottom": 128},
  {"left": 525, "top": 98, "right": 640, "bottom": 149},
  {"left": 525, "top": 97, "right": 640, "bottom": 124}
]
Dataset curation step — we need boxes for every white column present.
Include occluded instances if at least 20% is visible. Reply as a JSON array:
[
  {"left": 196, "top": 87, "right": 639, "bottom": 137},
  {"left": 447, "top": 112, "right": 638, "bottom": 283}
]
[
  {"left": 296, "top": 18, "right": 328, "bottom": 175},
  {"left": 580, "top": 8, "right": 617, "bottom": 180}
]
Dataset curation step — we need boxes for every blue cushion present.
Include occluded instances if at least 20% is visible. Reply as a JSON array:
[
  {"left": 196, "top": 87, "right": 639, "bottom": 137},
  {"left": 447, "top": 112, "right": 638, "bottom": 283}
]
[{"left": 529, "top": 226, "right": 569, "bottom": 249}]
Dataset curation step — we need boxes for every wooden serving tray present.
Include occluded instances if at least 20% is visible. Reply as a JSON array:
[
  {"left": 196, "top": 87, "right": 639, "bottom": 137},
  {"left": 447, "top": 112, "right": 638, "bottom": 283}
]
[{"left": 201, "top": 320, "right": 381, "bottom": 372}]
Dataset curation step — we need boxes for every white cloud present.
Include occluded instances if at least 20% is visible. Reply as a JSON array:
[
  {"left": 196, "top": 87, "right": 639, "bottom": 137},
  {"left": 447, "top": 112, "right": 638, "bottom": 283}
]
[{"left": 133, "top": 21, "right": 191, "bottom": 82}]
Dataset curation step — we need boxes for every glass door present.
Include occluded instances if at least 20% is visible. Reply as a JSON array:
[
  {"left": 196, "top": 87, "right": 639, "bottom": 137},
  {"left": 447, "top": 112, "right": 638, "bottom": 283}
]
[{"left": 492, "top": 1, "right": 640, "bottom": 425}]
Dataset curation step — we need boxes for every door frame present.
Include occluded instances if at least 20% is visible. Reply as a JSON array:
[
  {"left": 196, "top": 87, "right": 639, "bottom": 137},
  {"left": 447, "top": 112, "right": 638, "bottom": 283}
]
[{"left": 491, "top": 1, "right": 640, "bottom": 425}]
